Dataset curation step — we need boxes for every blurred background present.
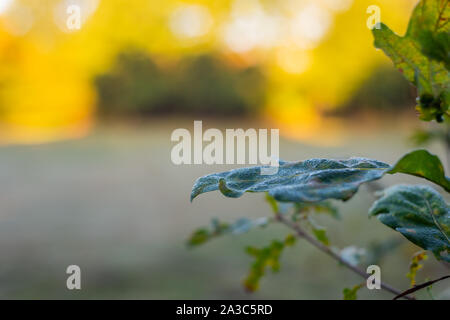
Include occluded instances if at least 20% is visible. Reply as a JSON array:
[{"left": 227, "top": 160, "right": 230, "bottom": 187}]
[{"left": 0, "top": 0, "right": 449, "bottom": 299}]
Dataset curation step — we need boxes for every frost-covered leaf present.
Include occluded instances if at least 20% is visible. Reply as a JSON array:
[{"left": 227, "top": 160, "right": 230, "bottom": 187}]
[
  {"left": 388, "top": 149, "right": 450, "bottom": 192},
  {"left": 191, "top": 151, "right": 449, "bottom": 205},
  {"left": 366, "top": 238, "right": 404, "bottom": 265},
  {"left": 370, "top": 185, "right": 450, "bottom": 262},
  {"left": 372, "top": 0, "right": 450, "bottom": 122},
  {"left": 191, "top": 158, "right": 390, "bottom": 203},
  {"left": 244, "top": 235, "right": 296, "bottom": 292},
  {"left": 340, "top": 246, "right": 367, "bottom": 267},
  {"left": 231, "top": 217, "right": 269, "bottom": 235}
]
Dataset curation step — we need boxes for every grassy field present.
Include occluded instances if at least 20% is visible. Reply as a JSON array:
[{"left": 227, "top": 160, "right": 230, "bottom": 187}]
[{"left": 0, "top": 119, "right": 448, "bottom": 299}]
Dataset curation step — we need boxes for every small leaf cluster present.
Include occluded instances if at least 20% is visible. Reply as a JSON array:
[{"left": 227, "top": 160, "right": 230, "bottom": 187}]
[
  {"left": 188, "top": 217, "right": 269, "bottom": 247},
  {"left": 244, "top": 235, "right": 296, "bottom": 292}
]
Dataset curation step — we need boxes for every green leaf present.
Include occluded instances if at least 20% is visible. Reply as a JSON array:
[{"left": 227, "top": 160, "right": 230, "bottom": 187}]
[
  {"left": 294, "top": 201, "right": 340, "bottom": 220},
  {"left": 267, "top": 194, "right": 340, "bottom": 219},
  {"left": 187, "top": 228, "right": 212, "bottom": 247},
  {"left": 191, "top": 158, "right": 390, "bottom": 203},
  {"left": 312, "top": 227, "right": 329, "bottom": 246},
  {"left": 372, "top": 0, "right": 450, "bottom": 122},
  {"left": 388, "top": 149, "right": 450, "bottom": 192},
  {"left": 373, "top": 23, "right": 434, "bottom": 92},
  {"left": 187, "top": 217, "right": 269, "bottom": 247},
  {"left": 343, "top": 283, "right": 364, "bottom": 300},
  {"left": 408, "top": 0, "right": 450, "bottom": 69},
  {"left": 307, "top": 216, "right": 330, "bottom": 246},
  {"left": 265, "top": 193, "right": 279, "bottom": 214},
  {"left": 244, "top": 235, "right": 295, "bottom": 292},
  {"left": 419, "top": 30, "right": 450, "bottom": 70},
  {"left": 369, "top": 185, "right": 450, "bottom": 262},
  {"left": 284, "top": 234, "right": 296, "bottom": 247},
  {"left": 187, "top": 219, "right": 229, "bottom": 247}
]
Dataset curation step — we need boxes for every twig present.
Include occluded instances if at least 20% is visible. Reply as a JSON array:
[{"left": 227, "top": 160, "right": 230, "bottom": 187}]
[
  {"left": 275, "top": 212, "right": 415, "bottom": 300},
  {"left": 393, "top": 275, "right": 450, "bottom": 300}
]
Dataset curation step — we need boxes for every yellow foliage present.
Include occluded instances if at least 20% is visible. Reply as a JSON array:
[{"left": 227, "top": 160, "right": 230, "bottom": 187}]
[
  {"left": 407, "top": 251, "right": 428, "bottom": 287},
  {"left": 0, "top": 0, "right": 418, "bottom": 144}
]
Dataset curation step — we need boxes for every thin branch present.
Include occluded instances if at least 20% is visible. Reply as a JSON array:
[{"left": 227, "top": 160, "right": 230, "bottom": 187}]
[
  {"left": 393, "top": 275, "right": 450, "bottom": 300},
  {"left": 275, "top": 212, "right": 415, "bottom": 300}
]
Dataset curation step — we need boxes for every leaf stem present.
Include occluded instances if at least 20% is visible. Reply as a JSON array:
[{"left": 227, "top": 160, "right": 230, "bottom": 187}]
[{"left": 275, "top": 212, "right": 415, "bottom": 300}]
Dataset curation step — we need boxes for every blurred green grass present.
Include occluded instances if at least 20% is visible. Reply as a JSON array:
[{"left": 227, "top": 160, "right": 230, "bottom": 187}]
[{"left": 0, "top": 119, "right": 448, "bottom": 299}]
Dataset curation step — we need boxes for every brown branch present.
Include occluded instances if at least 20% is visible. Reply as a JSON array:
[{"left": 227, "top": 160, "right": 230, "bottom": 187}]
[
  {"left": 393, "top": 275, "right": 450, "bottom": 300},
  {"left": 275, "top": 212, "right": 415, "bottom": 300}
]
